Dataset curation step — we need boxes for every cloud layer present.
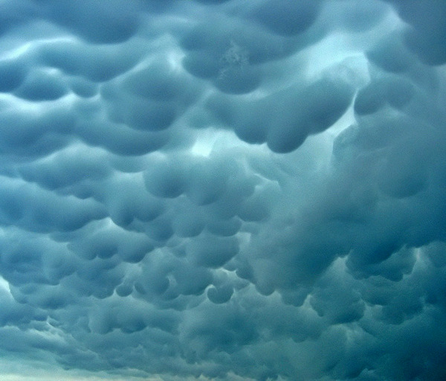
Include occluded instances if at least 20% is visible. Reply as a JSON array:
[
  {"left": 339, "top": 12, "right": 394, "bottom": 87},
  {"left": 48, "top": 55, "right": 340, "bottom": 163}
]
[{"left": 1, "top": 0, "right": 446, "bottom": 380}]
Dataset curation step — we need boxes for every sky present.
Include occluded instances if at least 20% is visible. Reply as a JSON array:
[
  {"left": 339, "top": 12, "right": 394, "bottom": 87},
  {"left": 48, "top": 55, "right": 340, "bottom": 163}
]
[{"left": 0, "top": 0, "right": 446, "bottom": 380}]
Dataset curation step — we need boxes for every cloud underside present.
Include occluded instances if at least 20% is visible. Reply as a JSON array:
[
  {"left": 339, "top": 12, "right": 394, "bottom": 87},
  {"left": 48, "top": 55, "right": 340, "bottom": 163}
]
[{"left": 1, "top": 0, "right": 446, "bottom": 380}]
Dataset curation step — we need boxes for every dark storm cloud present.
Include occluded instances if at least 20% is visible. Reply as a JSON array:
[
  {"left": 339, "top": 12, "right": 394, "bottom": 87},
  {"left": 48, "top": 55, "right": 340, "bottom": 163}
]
[{"left": 1, "top": 0, "right": 446, "bottom": 380}]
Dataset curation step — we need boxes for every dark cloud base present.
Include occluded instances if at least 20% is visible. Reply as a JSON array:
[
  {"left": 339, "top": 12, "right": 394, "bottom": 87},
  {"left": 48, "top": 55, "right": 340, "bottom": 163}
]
[{"left": 1, "top": 0, "right": 446, "bottom": 380}]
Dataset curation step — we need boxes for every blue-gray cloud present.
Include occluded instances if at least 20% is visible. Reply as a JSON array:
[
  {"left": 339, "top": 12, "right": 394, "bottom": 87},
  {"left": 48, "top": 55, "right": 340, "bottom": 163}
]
[{"left": 1, "top": 0, "right": 446, "bottom": 380}]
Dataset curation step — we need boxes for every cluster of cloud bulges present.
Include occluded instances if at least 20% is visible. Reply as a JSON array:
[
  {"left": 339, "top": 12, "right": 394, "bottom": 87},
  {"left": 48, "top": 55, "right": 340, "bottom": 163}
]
[{"left": 1, "top": 0, "right": 446, "bottom": 380}]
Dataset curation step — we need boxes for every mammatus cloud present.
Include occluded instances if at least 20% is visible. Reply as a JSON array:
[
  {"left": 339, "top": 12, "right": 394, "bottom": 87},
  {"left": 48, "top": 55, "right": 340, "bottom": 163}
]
[{"left": 1, "top": 0, "right": 446, "bottom": 380}]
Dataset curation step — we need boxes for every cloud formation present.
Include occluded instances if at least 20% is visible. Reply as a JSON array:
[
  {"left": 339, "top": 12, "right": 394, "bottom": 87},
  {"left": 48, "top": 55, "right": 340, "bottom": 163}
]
[{"left": 1, "top": 0, "right": 446, "bottom": 380}]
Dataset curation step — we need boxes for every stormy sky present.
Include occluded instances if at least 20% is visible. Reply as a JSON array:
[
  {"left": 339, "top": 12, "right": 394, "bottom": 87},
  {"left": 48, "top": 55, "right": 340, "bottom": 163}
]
[{"left": 0, "top": 0, "right": 446, "bottom": 380}]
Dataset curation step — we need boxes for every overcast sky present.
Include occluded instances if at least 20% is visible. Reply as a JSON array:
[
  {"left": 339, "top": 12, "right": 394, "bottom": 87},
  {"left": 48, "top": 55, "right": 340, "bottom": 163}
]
[{"left": 1, "top": 0, "right": 446, "bottom": 380}]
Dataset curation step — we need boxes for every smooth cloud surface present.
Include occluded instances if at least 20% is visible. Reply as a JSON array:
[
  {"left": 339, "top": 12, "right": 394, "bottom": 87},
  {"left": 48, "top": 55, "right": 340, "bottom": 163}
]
[{"left": 1, "top": 0, "right": 446, "bottom": 380}]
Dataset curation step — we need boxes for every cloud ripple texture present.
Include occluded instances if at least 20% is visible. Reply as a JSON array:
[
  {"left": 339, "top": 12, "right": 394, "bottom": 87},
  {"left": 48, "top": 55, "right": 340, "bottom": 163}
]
[{"left": 0, "top": 0, "right": 446, "bottom": 380}]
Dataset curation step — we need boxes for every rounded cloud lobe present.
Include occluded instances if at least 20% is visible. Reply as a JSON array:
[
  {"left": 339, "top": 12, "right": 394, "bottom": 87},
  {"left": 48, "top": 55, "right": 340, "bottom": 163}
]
[{"left": 1, "top": 0, "right": 446, "bottom": 380}]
